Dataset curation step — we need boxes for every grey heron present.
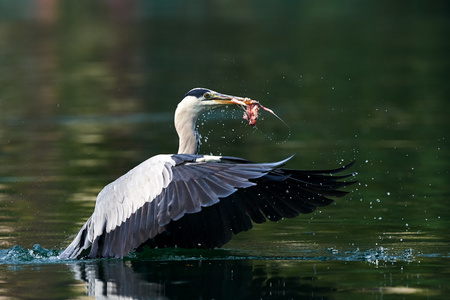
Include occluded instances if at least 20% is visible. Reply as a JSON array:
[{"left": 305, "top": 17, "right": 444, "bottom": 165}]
[{"left": 59, "top": 87, "right": 356, "bottom": 259}]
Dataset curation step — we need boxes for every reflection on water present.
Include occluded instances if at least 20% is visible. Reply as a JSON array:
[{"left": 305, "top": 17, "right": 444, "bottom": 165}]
[
  {"left": 72, "top": 259, "right": 257, "bottom": 299},
  {"left": 71, "top": 257, "right": 442, "bottom": 299}
]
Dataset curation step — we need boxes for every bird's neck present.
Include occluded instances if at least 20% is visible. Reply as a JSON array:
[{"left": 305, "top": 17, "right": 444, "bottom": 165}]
[{"left": 175, "top": 105, "right": 201, "bottom": 155}]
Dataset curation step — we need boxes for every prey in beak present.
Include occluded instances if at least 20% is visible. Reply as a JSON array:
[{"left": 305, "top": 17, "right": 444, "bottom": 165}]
[
  {"left": 229, "top": 96, "right": 277, "bottom": 127},
  {"left": 198, "top": 88, "right": 278, "bottom": 127}
]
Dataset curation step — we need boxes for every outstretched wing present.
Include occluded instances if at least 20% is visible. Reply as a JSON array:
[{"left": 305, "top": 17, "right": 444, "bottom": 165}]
[
  {"left": 142, "top": 159, "right": 356, "bottom": 250},
  {"left": 60, "top": 154, "right": 356, "bottom": 259}
]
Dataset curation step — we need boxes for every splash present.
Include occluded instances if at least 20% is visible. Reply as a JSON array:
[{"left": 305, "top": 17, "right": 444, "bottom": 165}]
[
  {"left": 326, "top": 246, "right": 416, "bottom": 265},
  {"left": 231, "top": 98, "right": 291, "bottom": 144},
  {"left": 0, "top": 244, "right": 61, "bottom": 264}
]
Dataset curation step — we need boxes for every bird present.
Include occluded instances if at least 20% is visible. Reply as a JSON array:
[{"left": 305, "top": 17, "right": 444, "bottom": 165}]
[{"left": 59, "top": 87, "right": 356, "bottom": 259}]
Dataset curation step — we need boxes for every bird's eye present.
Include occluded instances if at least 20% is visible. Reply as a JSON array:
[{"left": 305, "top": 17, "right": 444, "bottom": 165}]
[{"left": 203, "top": 93, "right": 211, "bottom": 99}]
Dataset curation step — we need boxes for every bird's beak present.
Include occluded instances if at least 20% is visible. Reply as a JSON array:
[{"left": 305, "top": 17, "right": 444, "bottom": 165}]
[{"left": 210, "top": 93, "right": 254, "bottom": 106}]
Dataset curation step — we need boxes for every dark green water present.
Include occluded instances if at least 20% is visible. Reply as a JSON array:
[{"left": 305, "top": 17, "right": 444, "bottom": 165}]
[{"left": 1, "top": 1, "right": 449, "bottom": 299}]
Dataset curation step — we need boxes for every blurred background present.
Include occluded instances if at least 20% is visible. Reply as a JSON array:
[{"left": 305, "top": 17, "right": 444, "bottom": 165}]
[{"left": 0, "top": 0, "right": 449, "bottom": 299}]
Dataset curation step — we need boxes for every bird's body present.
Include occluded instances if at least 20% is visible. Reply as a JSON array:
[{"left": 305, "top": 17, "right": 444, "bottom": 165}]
[{"left": 60, "top": 88, "right": 355, "bottom": 259}]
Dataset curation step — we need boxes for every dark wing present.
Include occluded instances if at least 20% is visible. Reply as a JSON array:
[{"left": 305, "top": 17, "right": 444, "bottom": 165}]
[
  {"left": 140, "top": 159, "right": 356, "bottom": 250},
  {"left": 60, "top": 154, "right": 356, "bottom": 259}
]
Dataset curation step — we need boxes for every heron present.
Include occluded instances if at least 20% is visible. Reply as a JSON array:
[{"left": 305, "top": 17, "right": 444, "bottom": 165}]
[{"left": 59, "top": 87, "right": 356, "bottom": 259}]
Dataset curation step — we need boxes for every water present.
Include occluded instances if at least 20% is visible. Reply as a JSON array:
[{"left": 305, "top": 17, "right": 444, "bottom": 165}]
[
  {"left": 1, "top": 245, "right": 447, "bottom": 299},
  {"left": 1, "top": 1, "right": 450, "bottom": 299}
]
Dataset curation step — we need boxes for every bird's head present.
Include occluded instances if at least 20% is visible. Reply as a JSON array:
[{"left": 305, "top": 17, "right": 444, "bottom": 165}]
[{"left": 177, "top": 87, "right": 250, "bottom": 116}]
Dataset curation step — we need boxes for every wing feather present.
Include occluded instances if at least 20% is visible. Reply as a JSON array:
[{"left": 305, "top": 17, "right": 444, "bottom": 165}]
[{"left": 60, "top": 155, "right": 355, "bottom": 259}]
